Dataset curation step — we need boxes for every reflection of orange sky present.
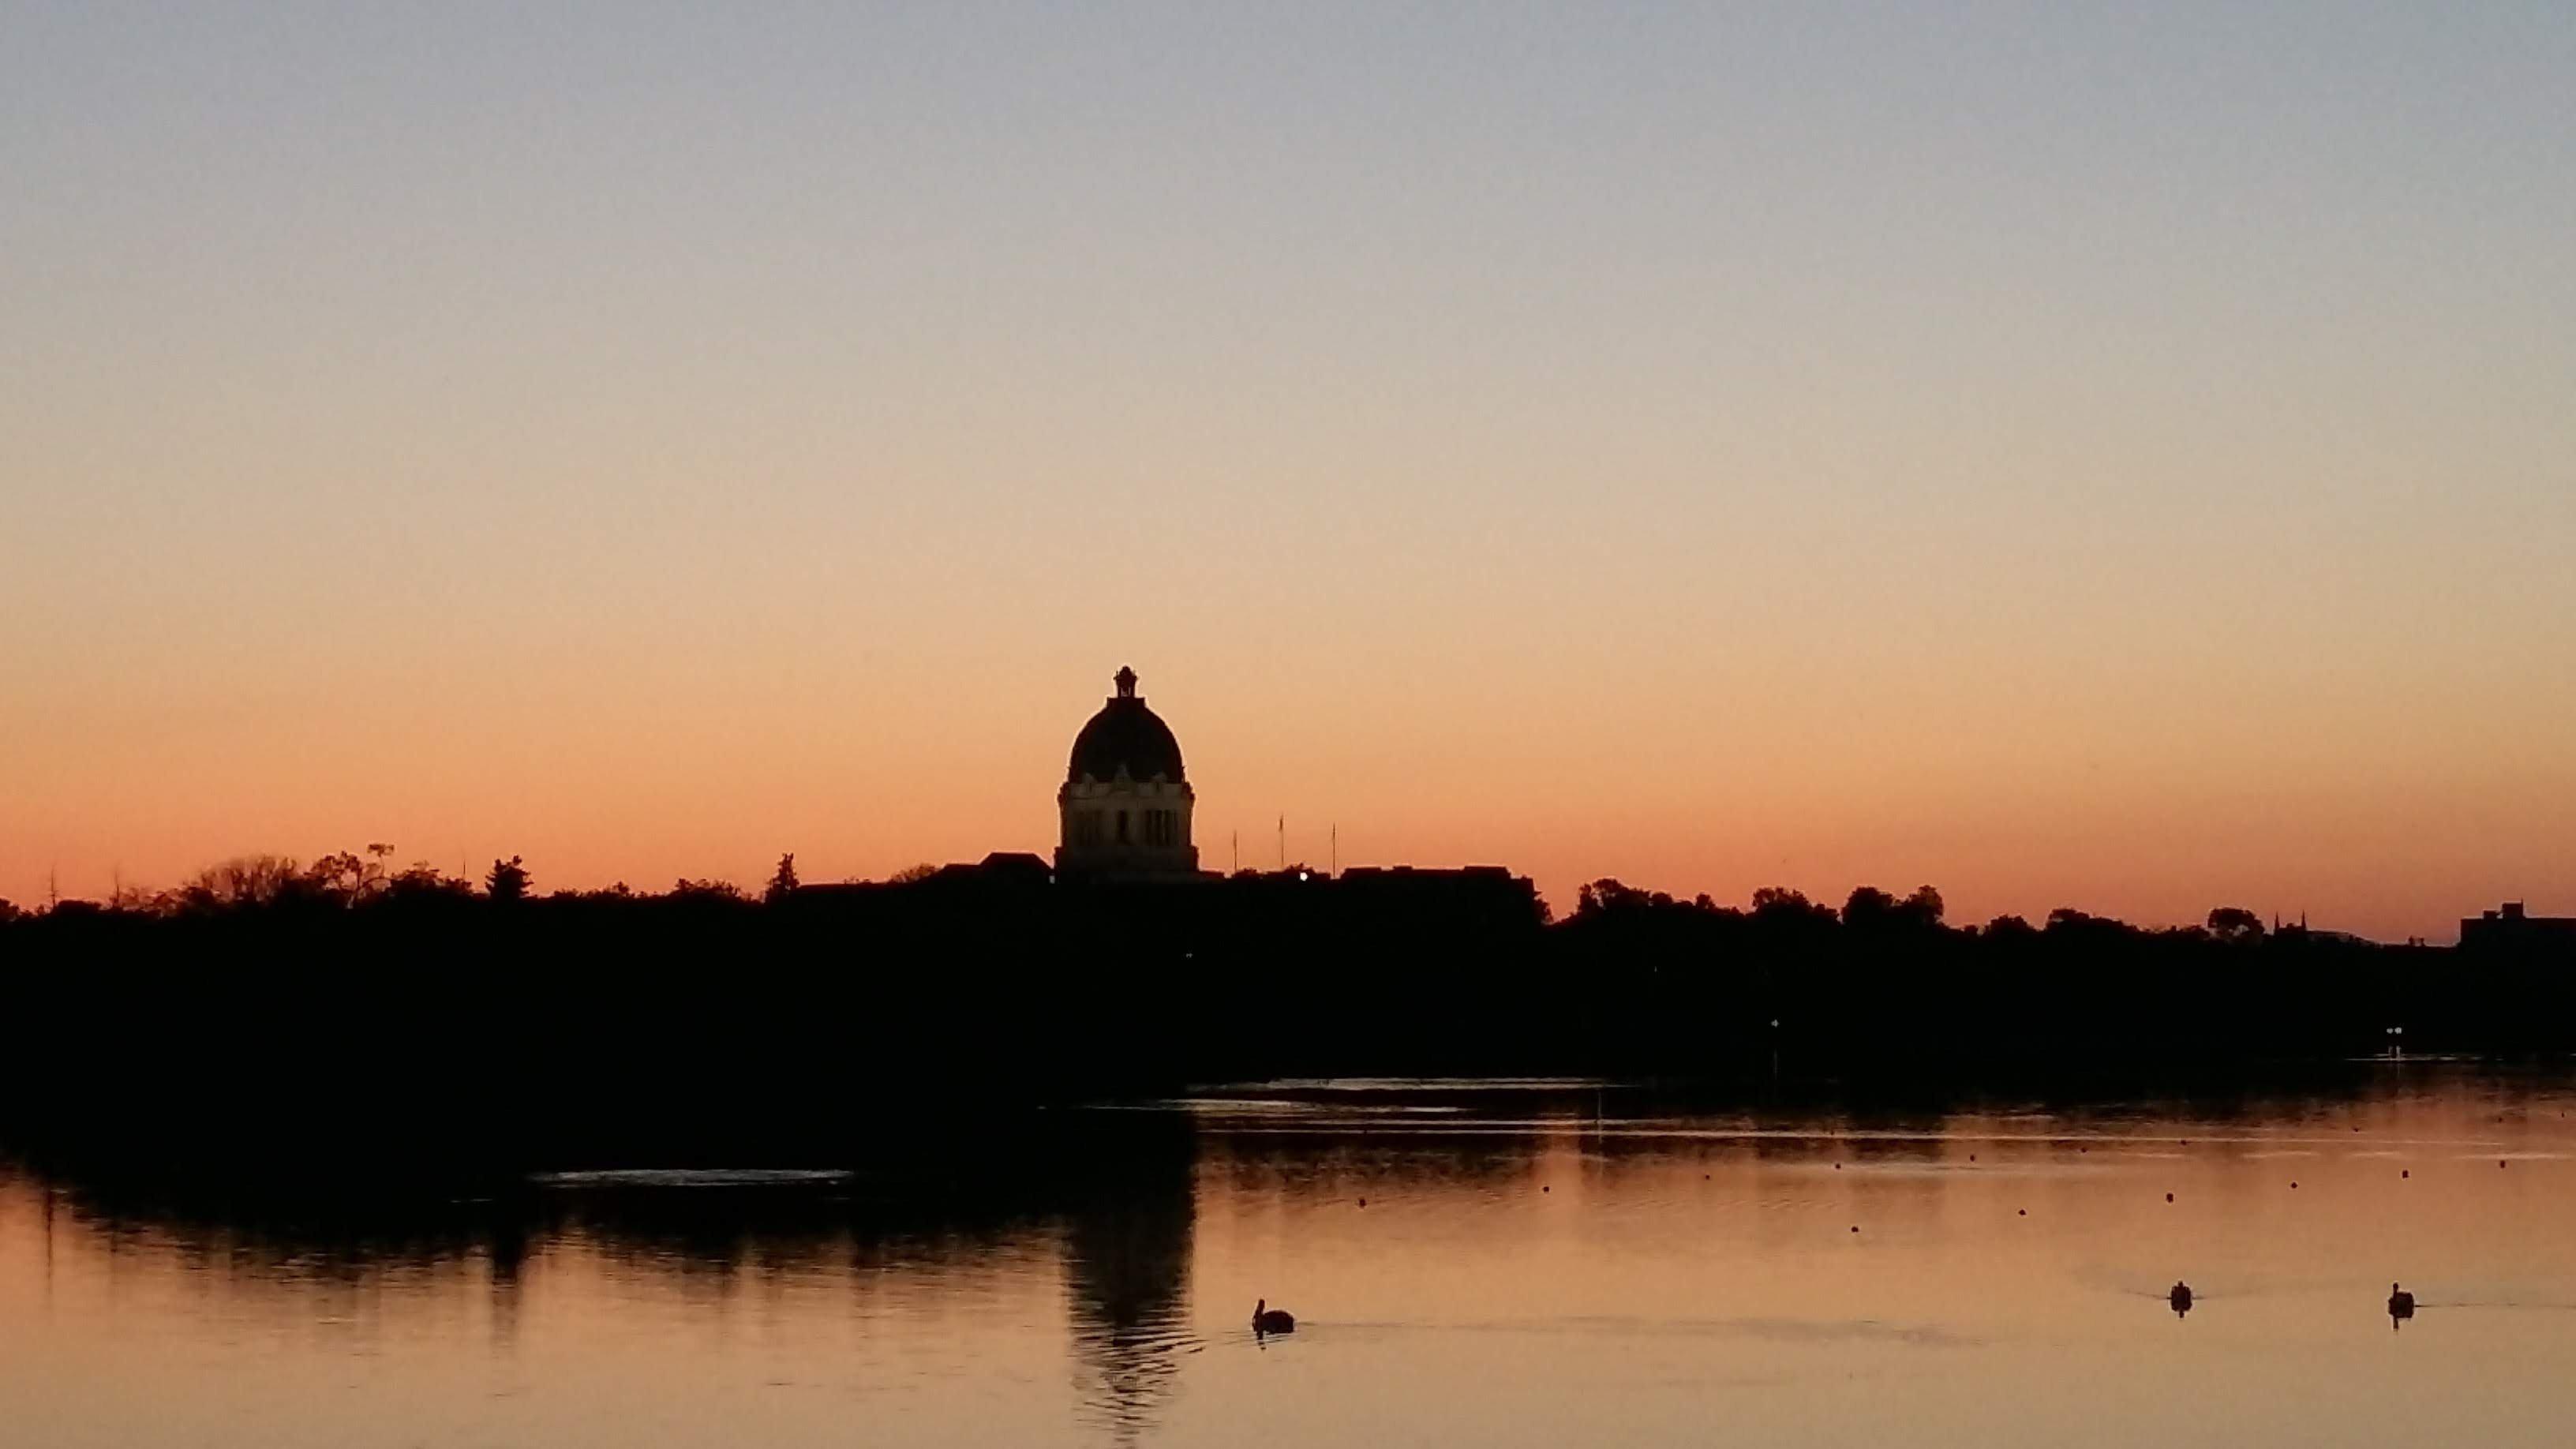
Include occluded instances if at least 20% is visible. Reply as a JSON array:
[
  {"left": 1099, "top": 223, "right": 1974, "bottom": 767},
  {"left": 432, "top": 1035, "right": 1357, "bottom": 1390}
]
[
  {"left": 1181, "top": 1088, "right": 2576, "bottom": 1445},
  {"left": 8, "top": 1080, "right": 2576, "bottom": 1448}
]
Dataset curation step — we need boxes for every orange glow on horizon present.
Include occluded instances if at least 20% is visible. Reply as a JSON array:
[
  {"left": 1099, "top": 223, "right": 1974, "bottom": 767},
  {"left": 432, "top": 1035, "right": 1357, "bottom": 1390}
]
[{"left": 7, "top": 653, "right": 2566, "bottom": 943}]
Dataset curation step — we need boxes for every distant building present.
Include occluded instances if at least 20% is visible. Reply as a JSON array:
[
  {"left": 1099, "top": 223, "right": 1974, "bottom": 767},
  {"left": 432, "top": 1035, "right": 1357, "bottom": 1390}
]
[
  {"left": 788, "top": 851, "right": 1051, "bottom": 903},
  {"left": 1056, "top": 667, "right": 1201, "bottom": 882},
  {"left": 1329, "top": 864, "right": 1548, "bottom": 934},
  {"left": 924, "top": 852, "right": 1053, "bottom": 887},
  {"left": 800, "top": 667, "right": 1539, "bottom": 928},
  {"left": 2460, "top": 902, "right": 2576, "bottom": 954},
  {"left": 781, "top": 670, "right": 1548, "bottom": 957}
]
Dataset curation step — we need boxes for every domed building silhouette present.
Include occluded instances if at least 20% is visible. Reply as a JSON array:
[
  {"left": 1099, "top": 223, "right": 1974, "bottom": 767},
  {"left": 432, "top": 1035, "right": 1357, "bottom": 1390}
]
[{"left": 1058, "top": 667, "right": 1200, "bottom": 881}]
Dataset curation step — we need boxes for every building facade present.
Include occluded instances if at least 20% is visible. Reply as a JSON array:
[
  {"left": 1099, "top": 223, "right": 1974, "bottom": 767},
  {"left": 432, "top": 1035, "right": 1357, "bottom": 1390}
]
[
  {"left": 1057, "top": 667, "right": 1200, "bottom": 881},
  {"left": 2460, "top": 901, "right": 2576, "bottom": 954}
]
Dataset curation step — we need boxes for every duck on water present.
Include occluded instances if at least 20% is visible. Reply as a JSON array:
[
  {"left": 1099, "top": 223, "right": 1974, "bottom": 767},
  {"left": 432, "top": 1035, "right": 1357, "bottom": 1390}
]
[
  {"left": 1252, "top": 1300, "right": 1296, "bottom": 1335},
  {"left": 2388, "top": 1283, "right": 2415, "bottom": 1326}
]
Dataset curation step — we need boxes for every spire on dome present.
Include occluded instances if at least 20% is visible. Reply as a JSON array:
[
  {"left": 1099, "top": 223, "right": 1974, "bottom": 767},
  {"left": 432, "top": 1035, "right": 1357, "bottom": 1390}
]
[{"left": 1114, "top": 665, "right": 1138, "bottom": 699}]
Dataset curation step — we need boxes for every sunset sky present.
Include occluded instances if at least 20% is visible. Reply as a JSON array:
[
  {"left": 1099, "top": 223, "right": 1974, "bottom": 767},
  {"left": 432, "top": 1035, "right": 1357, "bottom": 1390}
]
[{"left": 5, "top": 4, "right": 2570, "bottom": 940}]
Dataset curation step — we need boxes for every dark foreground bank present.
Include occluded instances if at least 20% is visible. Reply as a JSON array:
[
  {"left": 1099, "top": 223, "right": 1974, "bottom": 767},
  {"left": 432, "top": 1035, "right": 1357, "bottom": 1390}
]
[{"left": 4, "top": 869, "right": 2569, "bottom": 1163}]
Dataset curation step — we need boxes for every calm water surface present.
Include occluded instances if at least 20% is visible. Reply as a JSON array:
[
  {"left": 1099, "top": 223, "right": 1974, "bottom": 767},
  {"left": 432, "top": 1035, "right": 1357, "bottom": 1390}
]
[{"left": 6, "top": 1066, "right": 2575, "bottom": 1446}]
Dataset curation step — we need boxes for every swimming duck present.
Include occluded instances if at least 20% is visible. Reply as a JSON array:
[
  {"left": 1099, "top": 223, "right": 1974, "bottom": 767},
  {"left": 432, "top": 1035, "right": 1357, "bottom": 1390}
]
[
  {"left": 2387, "top": 1283, "right": 2415, "bottom": 1320},
  {"left": 2169, "top": 1281, "right": 2193, "bottom": 1315},
  {"left": 1252, "top": 1299, "right": 1296, "bottom": 1335}
]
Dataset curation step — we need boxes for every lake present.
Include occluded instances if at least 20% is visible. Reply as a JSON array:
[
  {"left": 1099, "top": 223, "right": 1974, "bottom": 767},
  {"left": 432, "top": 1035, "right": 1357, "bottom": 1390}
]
[{"left": 5, "top": 1065, "right": 2574, "bottom": 1447}]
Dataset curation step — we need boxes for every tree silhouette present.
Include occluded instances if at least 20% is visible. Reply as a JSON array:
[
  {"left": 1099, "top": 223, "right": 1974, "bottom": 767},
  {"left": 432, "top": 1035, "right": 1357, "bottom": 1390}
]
[
  {"left": 1578, "top": 878, "right": 1671, "bottom": 915},
  {"left": 765, "top": 852, "right": 800, "bottom": 904},
  {"left": 388, "top": 862, "right": 472, "bottom": 902},
  {"left": 2207, "top": 906, "right": 2265, "bottom": 942},
  {"left": 305, "top": 847, "right": 394, "bottom": 907},
  {"left": 485, "top": 856, "right": 530, "bottom": 902},
  {"left": 1842, "top": 886, "right": 1899, "bottom": 928},
  {"left": 179, "top": 855, "right": 307, "bottom": 912},
  {"left": 1982, "top": 913, "right": 2037, "bottom": 940},
  {"left": 1751, "top": 887, "right": 1833, "bottom": 925}
]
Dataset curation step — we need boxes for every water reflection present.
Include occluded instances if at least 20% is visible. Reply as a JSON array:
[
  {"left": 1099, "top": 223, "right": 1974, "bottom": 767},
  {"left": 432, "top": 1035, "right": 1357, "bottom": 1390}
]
[
  {"left": 6, "top": 1065, "right": 2576, "bottom": 1448},
  {"left": 1061, "top": 1111, "right": 1196, "bottom": 1441}
]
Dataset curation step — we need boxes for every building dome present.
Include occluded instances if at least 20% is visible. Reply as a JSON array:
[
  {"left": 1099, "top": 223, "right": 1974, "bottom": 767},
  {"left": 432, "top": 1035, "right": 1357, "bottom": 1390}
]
[
  {"left": 1057, "top": 666, "right": 1199, "bottom": 881},
  {"left": 1068, "top": 666, "right": 1186, "bottom": 784}
]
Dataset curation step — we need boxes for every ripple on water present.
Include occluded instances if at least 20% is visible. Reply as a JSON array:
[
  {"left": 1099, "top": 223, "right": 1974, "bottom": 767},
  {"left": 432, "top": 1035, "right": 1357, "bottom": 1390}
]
[
  {"left": 1069, "top": 1315, "right": 1200, "bottom": 1436},
  {"left": 526, "top": 1169, "right": 856, "bottom": 1189}
]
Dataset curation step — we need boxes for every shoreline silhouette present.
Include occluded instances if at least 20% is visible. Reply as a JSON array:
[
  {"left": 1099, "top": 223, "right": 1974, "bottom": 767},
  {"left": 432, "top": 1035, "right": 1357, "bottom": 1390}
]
[{"left": 4, "top": 848, "right": 2568, "bottom": 1163}]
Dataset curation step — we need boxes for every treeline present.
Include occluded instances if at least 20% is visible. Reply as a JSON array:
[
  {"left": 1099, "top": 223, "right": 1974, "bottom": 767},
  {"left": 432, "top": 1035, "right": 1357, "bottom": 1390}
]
[
  {"left": 1, "top": 850, "right": 2567, "bottom": 1157},
  {"left": 1545, "top": 878, "right": 2567, "bottom": 1071},
  {"left": 0, "top": 845, "right": 815, "bottom": 921}
]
